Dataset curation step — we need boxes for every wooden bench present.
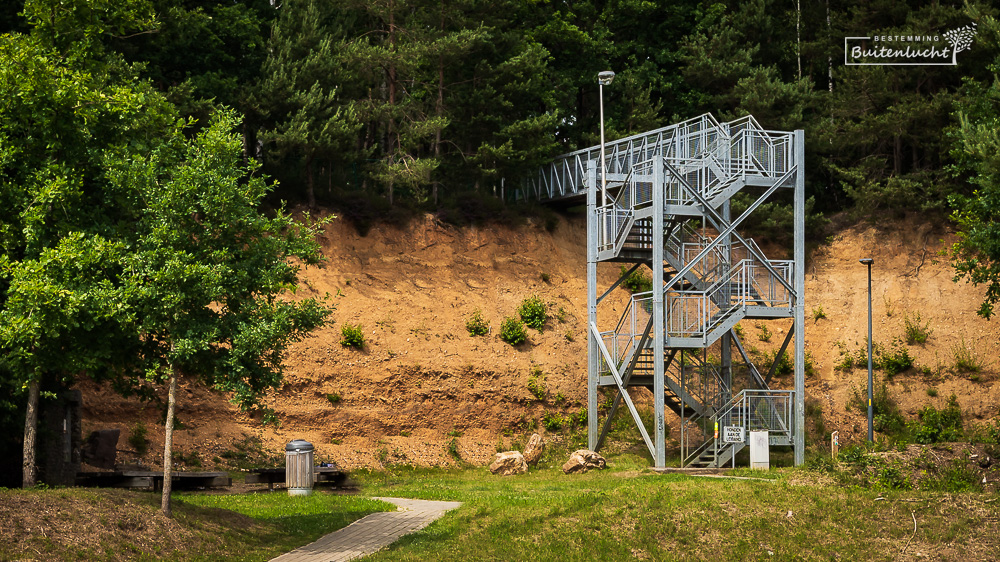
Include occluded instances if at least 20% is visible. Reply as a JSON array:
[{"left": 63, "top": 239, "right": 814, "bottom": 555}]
[
  {"left": 245, "top": 466, "right": 347, "bottom": 489},
  {"left": 76, "top": 470, "right": 231, "bottom": 490}
]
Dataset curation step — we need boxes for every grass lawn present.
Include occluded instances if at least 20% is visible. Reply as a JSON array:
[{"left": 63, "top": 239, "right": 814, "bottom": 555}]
[
  {"left": 353, "top": 453, "right": 999, "bottom": 561},
  {"left": 2, "top": 452, "right": 997, "bottom": 561}
]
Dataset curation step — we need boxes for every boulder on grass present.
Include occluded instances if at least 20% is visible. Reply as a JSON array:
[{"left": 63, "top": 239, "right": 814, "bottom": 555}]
[
  {"left": 490, "top": 451, "right": 528, "bottom": 476},
  {"left": 562, "top": 449, "right": 606, "bottom": 474},
  {"left": 523, "top": 433, "right": 545, "bottom": 466}
]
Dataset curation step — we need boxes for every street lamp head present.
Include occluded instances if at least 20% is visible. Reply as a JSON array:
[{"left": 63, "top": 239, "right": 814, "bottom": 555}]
[
  {"left": 859, "top": 258, "right": 874, "bottom": 266},
  {"left": 598, "top": 70, "right": 616, "bottom": 85}
]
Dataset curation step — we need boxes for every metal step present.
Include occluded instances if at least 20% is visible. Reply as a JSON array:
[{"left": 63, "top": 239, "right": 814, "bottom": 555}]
[{"left": 687, "top": 441, "right": 745, "bottom": 468}]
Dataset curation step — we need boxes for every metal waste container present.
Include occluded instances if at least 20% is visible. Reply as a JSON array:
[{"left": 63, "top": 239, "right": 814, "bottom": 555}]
[{"left": 285, "top": 439, "right": 315, "bottom": 496}]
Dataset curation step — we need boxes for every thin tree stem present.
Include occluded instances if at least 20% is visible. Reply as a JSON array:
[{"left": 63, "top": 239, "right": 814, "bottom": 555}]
[
  {"left": 161, "top": 368, "right": 178, "bottom": 517},
  {"left": 22, "top": 377, "right": 40, "bottom": 488}
]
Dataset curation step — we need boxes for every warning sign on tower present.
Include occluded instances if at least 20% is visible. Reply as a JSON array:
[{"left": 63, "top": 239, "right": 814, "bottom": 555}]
[{"left": 723, "top": 426, "right": 745, "bottom": 443}]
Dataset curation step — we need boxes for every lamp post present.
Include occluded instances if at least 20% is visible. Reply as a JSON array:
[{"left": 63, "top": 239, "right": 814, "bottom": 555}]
[
  {"left": 860, "top": 257, "right": 874, "bottom": 442},
  {"left": 597, "top": 70, "right": 615, "bottom": 207}
]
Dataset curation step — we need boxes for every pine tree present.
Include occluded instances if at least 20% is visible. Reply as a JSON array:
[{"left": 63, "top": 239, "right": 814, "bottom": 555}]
[{"left": 258, "top": 0, "right": 361, "bottom": 209}]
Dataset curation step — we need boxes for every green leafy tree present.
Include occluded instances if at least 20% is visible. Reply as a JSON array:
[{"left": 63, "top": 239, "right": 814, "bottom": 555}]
[
  {"left": 110, "top": 0, "right": 278, "bottom": 153},
  {"left": 0, "top": 0, "right": 173, "bottom": 486},
  {"left": 950, "top": 11, "right": 1000, "bottom": 319},
  {"left": 106, "top": 112, "right": 331, "bottom": 516}
]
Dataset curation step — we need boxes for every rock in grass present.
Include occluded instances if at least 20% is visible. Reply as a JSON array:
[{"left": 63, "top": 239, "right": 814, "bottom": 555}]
[
  {"left": 522, "top": 433, "right": 544, "bottom": 466},
  {"left": 490, "top": 451, "right": 528, "bottom": 476},
  {"left": 562, "top": 449, "right": 606, "bottom": 474}
]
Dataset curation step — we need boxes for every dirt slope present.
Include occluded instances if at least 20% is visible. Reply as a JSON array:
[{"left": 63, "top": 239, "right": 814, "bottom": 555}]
[{"left": 77, "top": 212, "right": 1000, "bottom": 470}]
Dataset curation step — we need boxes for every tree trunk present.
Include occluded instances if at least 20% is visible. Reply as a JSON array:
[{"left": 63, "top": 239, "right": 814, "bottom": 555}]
[
  {"left": 161, "top": 368, "right": 178, "bottom": 518},
  {"left": 306, "top": 156, "right": 317, "bottom": 210},
  {"left": 796, "top": 0, "right": 801, "bottom": 80},
  {"left": 432, "top": 5, "right": 445, "bottom": 206},
  {"left": 827, "top": 0, "right": 833, "bottom": 93},
  {"left": 387, "top": 2, "right": 397, "bottom": 207},
  {"left": 21, "top": 377, "right": 40, "bottom": 488},
  {"left": 433, "top": 54, "right": 443, "bottom": 206},
  {"left": 894, "top": 135, "right": 903, "bottom": 176}
]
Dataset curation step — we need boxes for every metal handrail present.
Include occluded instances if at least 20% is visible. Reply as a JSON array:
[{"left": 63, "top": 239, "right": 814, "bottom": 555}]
[
  {"left": 683, "top": 389, "right": 795, "bottom": 467},
  {"left": 523, "top": 113, "right": 796, "bottom": 203}
]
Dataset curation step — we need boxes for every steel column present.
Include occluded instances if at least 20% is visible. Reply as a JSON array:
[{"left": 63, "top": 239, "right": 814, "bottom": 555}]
[
  {"left": 793, "top": 129, "right": 806, "bottom": 466},
  {"left": 587, "top": 162, "right": 599, "bottom": 451},
  {"left": 652, "top": 157, "right": 666, "bottom": 467}
]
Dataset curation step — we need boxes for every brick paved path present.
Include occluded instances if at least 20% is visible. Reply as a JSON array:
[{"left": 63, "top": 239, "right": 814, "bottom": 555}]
[{"left": 269, "top": 497, "right": 463, "bottom": 562}]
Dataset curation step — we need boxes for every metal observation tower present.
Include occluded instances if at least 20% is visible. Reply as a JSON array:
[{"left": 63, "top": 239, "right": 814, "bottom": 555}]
[{"left": 524, "top": 114, "right": 806, "bottom": 468}]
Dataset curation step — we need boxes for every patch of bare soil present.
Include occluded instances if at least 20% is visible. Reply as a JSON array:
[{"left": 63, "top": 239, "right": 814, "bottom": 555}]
[{"left": 76, "top": 212, "right": 1000, "bottom": 472}]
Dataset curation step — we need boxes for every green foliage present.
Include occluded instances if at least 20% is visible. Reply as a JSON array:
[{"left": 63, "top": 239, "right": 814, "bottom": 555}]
[
  {"left": 340, "top": 324, "right": 365, "bottom": 348},
  {"left": 172, "top": 450, "right": 202, "bottom": 468},
  {"left": 835, "top": 339, "right": 912, "bottom": 376},
  {"left": 812, "top": 306, "right": 826, "bottom": 321},
  {"left": 128, "top": 422, "right": 149, "bottom": 456},
  {"left": 446, "top": 438, "right": 461, "bottom": 460},
  {"left": 903, "top": 312, "right": 932, "bottom": 345},
  {"left": 619, "top": 266, "right": 653, "bottom": 293},
  {"left": 499, "top": 317, "right": 526, "bottom": 346},
  {"left": 326, "top": 393, "right": 341, "bottom": 405},
  {"left": 847, "top": 377, "right": 906, "bottom": 438},
  {"left": 556, "top": 307, "right": 568, "bottom": 323},
  {"left": 540, "top": 272, "right": 551, "bottom": 283},
  {"left": 951, "top": 337, "right": 984, "bottom": 373},
  {"left": 257, "top": 0, "right": 361, "bottom": 208},
  {"left": 950, "top": 15, "right": 1000, "bottom": 319},
  {"left": 926, "top": 387, "right": 938, "bottom": 398},
  {"left": 750, "top": 347, "right": 816, "bottom": 378},
  {"left": 879, "top": 340, "right": 914, "bottom": 377},
  {"left": 527, "top": 368, "right": 546, "bottom": 401},
  {"left": 517, "top": 295, "right": 547, "bottom": 331},
  {"left": 756, "top": 322, "right": 772, "bottom": 342},
  {"left": 728, "top": 193, "right": 829, "bottom": 246},
  {"left": 541, "top": 412, "right": 564, "bottom": 431},
  {"left": 921, "top": 460, "right": 981, "bottom": 493},
  {"left": 465, "top": 310, "right": 490, "bottom": 337},
  {"left": 182, "top": 491, "right": 392, "bottom": 548},
  {"left": 804, "top": 398, "right": 826, "bottom": 440},
  {"left": 804, "top": 454, "right": 836, "bottom": 473},
  {"left": 967, "top": 420, "right": 1000, "bottom": 445},
  {"left": 911, "top": 395, "right": 963, "bottom": 445},
  {"left": 871, "top": 464, "right": 911, "bottom": 491},
  {"left": 732, "top": 324, "right": 745, "bottom": 339}
]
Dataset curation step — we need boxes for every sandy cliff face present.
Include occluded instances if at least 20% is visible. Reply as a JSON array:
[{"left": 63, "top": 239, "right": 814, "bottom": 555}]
[{"left": 78, "top": 212, "right": 1000, "bottom": 469}]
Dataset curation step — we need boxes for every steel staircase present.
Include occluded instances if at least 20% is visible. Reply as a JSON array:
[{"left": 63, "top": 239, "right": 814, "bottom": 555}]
[{"left": 552, "top": 112, "right": 804, "bottom": 468}]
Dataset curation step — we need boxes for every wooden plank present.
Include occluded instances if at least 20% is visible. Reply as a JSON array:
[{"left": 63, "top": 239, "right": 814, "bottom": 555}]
[{"left": 117, "top": 477, "right": 155, "bottom": 489}]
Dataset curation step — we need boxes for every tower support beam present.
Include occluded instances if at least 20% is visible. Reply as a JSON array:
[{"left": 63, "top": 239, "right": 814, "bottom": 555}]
[{"left": 793, "top": 129, "right": 806, "bottom": 465}]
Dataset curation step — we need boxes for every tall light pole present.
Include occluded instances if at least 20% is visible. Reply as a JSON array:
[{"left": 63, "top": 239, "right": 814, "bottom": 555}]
[
  {"left": 598, "top": 70, "right": 615, "bottom": 208},
  {"left": 860, "top": 257, "right": 874, "bottom": 442}
]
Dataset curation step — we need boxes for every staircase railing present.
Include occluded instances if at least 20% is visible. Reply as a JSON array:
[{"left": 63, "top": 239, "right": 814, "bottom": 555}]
[
  {"left": 668, "top": 355, "right": 727, "bottom": 413},
  {"left": 596, "top": 202, "right": 632, "bottom": 254},
  {"left": 662, "top": 259, "right": 750, "bottom": 340},
  {"left": 525, "top": 113, "right": 723, "bottom": 201},
  {"left": 683, "top": 389, "right": 795, "bottom": 467}
]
